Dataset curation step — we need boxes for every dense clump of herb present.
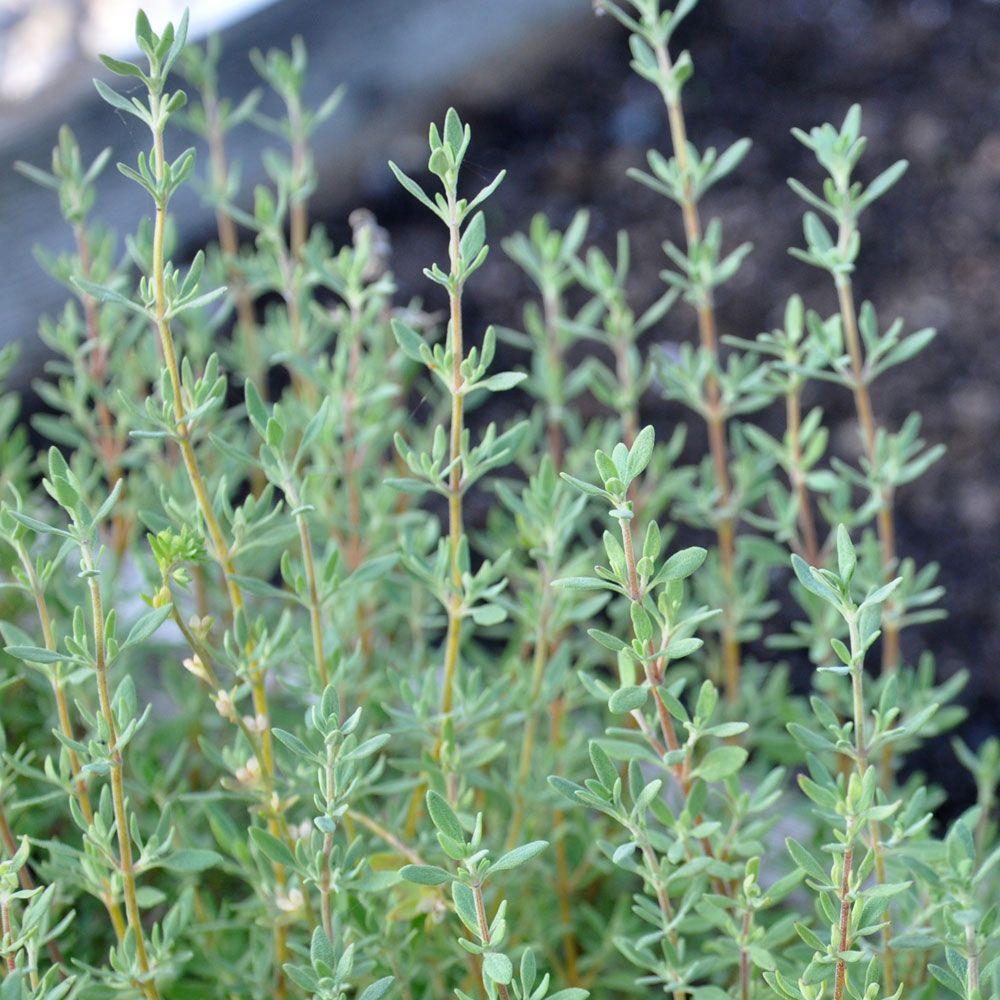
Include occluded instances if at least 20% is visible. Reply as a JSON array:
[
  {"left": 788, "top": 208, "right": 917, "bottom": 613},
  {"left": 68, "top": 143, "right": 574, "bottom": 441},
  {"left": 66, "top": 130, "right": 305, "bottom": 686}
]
[{"left": 0, "top": 3, "right": 995, "bottom": 999}]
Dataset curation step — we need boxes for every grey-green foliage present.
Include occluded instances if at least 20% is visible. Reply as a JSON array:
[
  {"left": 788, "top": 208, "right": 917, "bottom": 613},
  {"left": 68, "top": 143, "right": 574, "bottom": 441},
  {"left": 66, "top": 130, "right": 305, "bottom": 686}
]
[{"left": 0, "top": 3, "right": 993, "bottom": 1000}]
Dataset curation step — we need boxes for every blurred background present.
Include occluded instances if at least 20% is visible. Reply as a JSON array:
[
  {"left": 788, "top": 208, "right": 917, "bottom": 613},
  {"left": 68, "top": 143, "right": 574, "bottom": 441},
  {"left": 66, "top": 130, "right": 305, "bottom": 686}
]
[{"left": 1, "top": 0, "right": 998, "bottom": 787}]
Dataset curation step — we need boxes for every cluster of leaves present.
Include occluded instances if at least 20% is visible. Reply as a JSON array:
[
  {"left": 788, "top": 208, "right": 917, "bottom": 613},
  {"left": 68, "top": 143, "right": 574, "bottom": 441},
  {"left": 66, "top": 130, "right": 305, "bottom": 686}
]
[{"left": 0, "top": 3, "right": 994, "bottom": 999}]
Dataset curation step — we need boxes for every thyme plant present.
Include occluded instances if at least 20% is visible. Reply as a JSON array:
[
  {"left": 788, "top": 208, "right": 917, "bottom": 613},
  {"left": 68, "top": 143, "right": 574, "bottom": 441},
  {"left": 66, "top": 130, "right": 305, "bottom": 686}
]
[{"left": 0, "top": 4, "right": 994, "bottom": 999}]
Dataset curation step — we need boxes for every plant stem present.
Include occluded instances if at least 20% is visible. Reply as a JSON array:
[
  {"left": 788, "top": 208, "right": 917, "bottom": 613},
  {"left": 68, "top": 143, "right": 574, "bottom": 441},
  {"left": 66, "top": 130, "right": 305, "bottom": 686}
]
[
  {"left": 636, "top": 837, "right": 686, "bottom": 1000},
  {"left": 73, "top": 224, "right": 127, "bottom": 556},
  {"left": 340, "top": 296, "right": 373, "bottom": 657},
  {"left": 347, "top": 810, "right": 425, "bottom": 866},
  {"left": 651, "top": 39, "right": 739, "bottom": 702},
  {"left": 533, "top": 327, "right": 580, "bottom": 981},
  {"left": 620, "top": 514, "right": 641, "bottom": 602},
  {"left": 833, "top": 827, "right": 854, "bottom": 1000},
  {"left": 785, "top": 387, "right": 819, "bottom": 564},
  {"left": 1, "top": 897, "right": 15, "bottom": 973},
  {"left": 966, "top": 922, "right": 980, "bottom": 999},
  {"left": 14, "top": 543, "right": 126, "bottom": 942},
  {"left": 148, "top": 102, "right": 288, "bottom": 995},
  {"left": 738, "top": 907, "right": 752, "bottom": 1000},
  {"left": 471, "top": 881, "right": 510, "bottom": 1000},
  {"left": 441, "top": 199, "right": 466, "bottom": 732},
  {"left": 505, "top": 576, "right": 550, "bottom": 851},
  {"left": 833, "top": 217, "right": 898, "bottom": 677},
  {"left": 847, "top": 614, "right": 895, "bottom": 994},
  {"left": 609, "top": 308, "right": 639, "bottom": 451},
  {"left": 619, "top": 517, "right": 685, "bottom": 783},
  {"left": 619, "top": 515, "right": 731, "bottom": 898},
  {"left": 541, "top": 287, "right": 565, "bottom": 470},
  {"left": 403, "top": 188, "right": 470, "bottom": 831},
  {"left": 203, "top": 86, "right": 262, "bottom": 383},
  {"left": 0, "top": 809, "right": 66, "bottom": 973},
  {"left": 342, "top": 298, "right": 367, "bottom": 571},
  {"left": 81, "top": 544, "right": 159, "bottom": 1000},
  {"left": 287, "top": 97, "right": 308, "bottom": 261},
  {"left": 550, "top": 700, "right": 579, "bottom": 985},
  {"left": 319, "top": 742, "right": 335, "bottom": 943},
  {"left": 287, "top": 480, "right": 327, "bottom": 689}
]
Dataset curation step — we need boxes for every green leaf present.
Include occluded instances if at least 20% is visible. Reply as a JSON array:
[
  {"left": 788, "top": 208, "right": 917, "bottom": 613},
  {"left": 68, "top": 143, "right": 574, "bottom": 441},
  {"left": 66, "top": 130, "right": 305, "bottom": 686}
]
[
  {"left": 388, "top": 162, "right": 439, "bottom": 217},
  {"left": 660, "top": 546, "right": 707, "bottom": 581},
  {"left": 162, "top": 848, "right": 223, "bottom": 872},
  {"left": 4, "top": 645, "right": 63, "bottom": 665},
  {"left": 348, "top": 554, "right": 398, "bottom": 586},
  {"left": 835, "top": 524, "right": 856, "bottom": 582},
  {"left": 426, "top": 791, "right": 464, "bottom": 843},
  {"left": 552, "top": 577, "right": 614, "bottom": 592},
  {"left": 460, "top": 211, "right": 486, "bottom": 262},
  {"left": 13, "top": 161, "right": 59, "bottom": 191},
  {"left": 99, "top": 54, "right": 147, "bottom": 79},
  {"left": 657, "top": 686, "right": 689, "bottom": 723},
  {"left": 475, "top": 371, "right": 526, "bottom": 393},
  {"left": 589, "top": 741, "right": 618, "bottom": 789},
  {"left": 862, "top": 880, "right": 912, "bottom": 900},
  {"left": 857, "top": 159, "right": 908, "bottom": 211},
  {"left": 272, "top": 729, "right": 313, "bottom": 759},
  {"left": 791, "top": 554, "right": 840, "bottom": 605},
  {"left": 490, "top": 840, "right": 547, "bottom": 873},
  {"left": 135, "top": 886, "right": 167, "bottom": 908},
  {"left": 443, "top": 107, "right": 465, "bottom": 156},
  {"left": 693, "top": 746, "right": 747, "bottom": 782},
  {"left": 249, "top": 828, "right": 296, "bottom": 868},
  {"left": 466, "top": 170, "right": 506, "bottom": 214},
  {"left": 785, "top": 838, "right": 828, "bottom": 883},
  {"left": 587, "top": 629, "right": 627, "bottom": 652},
  {"left": 399, "top": 864, "right": 451, "bottom": 886},
  {"left": 609, "top": 685, "right": 648, "bottom": 714},
  {"left": 559, "top": 473, "right": 608, "bottom": 499},
  {"left": 470, "top": 604, "right": 506, "bottom": 626},
  {"left": 391, "top": 319, "right": 427, "bottom": 364},
  {"left": 703, "top": 722, "right": 749, "bottom": 738},
  {"left": 626, "top": 425, "right": 655, "bottom": 483},
  {"left": 291, "top": 400, "right": 328, "bottom": 463},
  {"left": 452, "top": 881, "right": 479, "bottom": 934},
  {"left": 665, "top": 636, "right": 703, "bottom": 660},
  {"left": 547, "top": 775, "right": 586, "bottom": 804},
  {"left": 482, "top": 952, "right": 513, "bottom": 985},
  {"left": 358, "top": 977, "right": 395, "bottom": 1000},
  {"left": 93, "top": 78, "right": 144, "bottom": 120},
  {"left": 6, "top": 511, "right": 71, "bottom": 538},
  {"left": 928, "top": 964, "right": 964, "bottom": 995},
  {"left": 244, "top": 379, "right": 269, "bottom": 436},
  {"left": 629, "top": 602, "right": 653, "bottom": 643},
  {"left": 761, "top": 869, "right": 805, "bottom": 906},
  {"left": 123, "top": 605, "right": 173, "bottom": 648},
  {"left": 787, "top": 723, "right": 836, "bottom": 753},
  {"left": 859, "top": 577, "right": 901, "bottom": 610},
  {"left": 343, "top": 733, "right": 391, "bottom": 762}
]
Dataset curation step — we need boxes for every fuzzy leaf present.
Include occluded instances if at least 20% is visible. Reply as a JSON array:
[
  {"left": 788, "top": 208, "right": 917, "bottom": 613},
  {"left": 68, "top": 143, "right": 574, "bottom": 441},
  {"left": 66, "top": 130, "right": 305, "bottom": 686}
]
[
  {"left": 490, "top": 840, "right": 548, "bottom": 873},
  {"left": 399, "top": 864, "right": 450, "bottom": 886},
  {"left": 693, "top": 746, "right": 747, "bottom": 782},
  {"left": 358, "top": 978, "right": 395, "bottom": 1000},
  {"left": 4, "top": 645, "right": 63, "bottom": 665},
  {"left": 426, "top": 791, "right": 464, "bottom": 843},
  {"left": 609, "top": 685, "right": 648, "bottom": 714},
  {"left": 786, "top": 838, "right": 828, "bottom": 883},
  {"left": 162, "top": 849, "right": 223, "bottom": 872},
  {"left": 482, "top": 952, "right": 513, "bottom": 985},
  {"left": 249, "top": 828, "right": 296, "bottom": 868}
]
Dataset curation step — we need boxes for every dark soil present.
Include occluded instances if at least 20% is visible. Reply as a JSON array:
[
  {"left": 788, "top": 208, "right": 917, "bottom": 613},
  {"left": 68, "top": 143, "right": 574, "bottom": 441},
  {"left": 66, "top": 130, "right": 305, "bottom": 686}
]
[{"left": 342, "top": 0, "right": 1000, "bottom": 802}]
